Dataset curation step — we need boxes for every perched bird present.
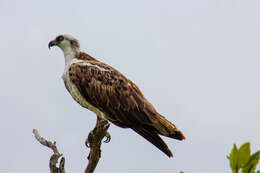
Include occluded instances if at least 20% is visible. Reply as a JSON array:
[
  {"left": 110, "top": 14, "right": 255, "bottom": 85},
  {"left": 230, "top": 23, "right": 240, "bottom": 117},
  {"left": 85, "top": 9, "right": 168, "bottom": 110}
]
[{"left": 48, "top": 34, "right": 185, "bottom": 157}]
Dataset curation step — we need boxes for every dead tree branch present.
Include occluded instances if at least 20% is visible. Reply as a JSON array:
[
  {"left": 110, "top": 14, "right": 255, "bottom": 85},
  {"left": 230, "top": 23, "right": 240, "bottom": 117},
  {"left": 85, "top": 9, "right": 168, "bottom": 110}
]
[
  {"left": 32, "top": 129, "right": 65, "bottom": 173},
  {"left": 33, "top": 116, "right": 110, "bottom": 173}
]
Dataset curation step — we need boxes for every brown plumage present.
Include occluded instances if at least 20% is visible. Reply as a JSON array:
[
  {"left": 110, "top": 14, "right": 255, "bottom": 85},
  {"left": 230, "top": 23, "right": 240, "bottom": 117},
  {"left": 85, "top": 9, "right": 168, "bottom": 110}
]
[{"left": 49, "top": 34, "right": 185, "bottom": 157}]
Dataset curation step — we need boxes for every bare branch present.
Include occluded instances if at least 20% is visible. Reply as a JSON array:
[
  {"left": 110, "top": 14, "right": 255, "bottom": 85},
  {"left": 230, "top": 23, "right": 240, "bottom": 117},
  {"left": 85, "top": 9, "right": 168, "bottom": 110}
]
[
  {"left": 85, "top": 117, "right": 110, "bottom": 173},
  {"left": 33, "top": 116, "right": 110, "bottom": 173},
  {"left": 33, "top": 129, "right": 65, "bottom": 173}
]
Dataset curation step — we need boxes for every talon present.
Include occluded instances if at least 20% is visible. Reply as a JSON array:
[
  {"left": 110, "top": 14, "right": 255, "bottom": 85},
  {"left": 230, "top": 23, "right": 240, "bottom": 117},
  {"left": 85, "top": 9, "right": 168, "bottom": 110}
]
[
  {"left": 103, "top": 131, "right": 111, "bottom": 143},
  {"left": 85, "top": 139, "right": 90, "bottom": 148},
  {"left": 85, "top": 130, "right": 94, "bottom": 148}
]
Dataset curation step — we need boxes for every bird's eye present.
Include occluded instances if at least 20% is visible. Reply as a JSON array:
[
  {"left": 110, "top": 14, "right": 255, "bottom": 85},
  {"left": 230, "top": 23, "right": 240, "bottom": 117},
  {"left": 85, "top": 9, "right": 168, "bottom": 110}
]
[{"left": 57, "top": 36, "right": 64, "bottom": 42}]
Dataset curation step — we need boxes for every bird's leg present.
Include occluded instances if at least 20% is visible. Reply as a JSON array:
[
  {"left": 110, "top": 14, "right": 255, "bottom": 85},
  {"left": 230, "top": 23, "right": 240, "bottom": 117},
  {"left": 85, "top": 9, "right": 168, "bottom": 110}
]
[
  {"left": 85, "top": 117, "right": 111, "bottom": 168},
  {"left": 85, "top": 118, "right": 111, "bottom": 149}
]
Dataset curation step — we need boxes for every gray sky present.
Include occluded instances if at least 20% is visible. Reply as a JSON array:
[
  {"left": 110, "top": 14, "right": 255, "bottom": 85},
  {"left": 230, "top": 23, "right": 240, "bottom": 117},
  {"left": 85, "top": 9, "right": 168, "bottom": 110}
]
[{"left": 1, "top": 0, "right": 260, "bottom": 172}]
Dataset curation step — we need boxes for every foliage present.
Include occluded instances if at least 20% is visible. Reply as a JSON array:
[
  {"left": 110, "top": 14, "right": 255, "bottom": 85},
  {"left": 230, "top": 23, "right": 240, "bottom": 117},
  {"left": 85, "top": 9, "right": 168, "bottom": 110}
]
[
  {"left": 180, "top": 142, "right": 259, "bottom": 173},
  {"left": 228, "top": 142, "right": 260, "bottom": 173}
]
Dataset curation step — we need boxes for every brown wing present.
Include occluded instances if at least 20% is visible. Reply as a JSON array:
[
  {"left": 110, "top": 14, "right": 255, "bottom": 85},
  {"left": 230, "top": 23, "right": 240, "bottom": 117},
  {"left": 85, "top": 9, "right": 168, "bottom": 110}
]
[
  {"left": 69, "top": 60, "right": 155, "bottom": 127},
  {"left": 69, "top": 58, "right": 185, "bottom": 157}
]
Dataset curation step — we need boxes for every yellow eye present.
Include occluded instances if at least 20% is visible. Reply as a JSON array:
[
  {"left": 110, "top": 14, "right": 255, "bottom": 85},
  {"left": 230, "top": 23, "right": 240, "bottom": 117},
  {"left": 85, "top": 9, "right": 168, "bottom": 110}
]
[{"left": 57, "top": 36, "right": 64, "bottom": 42}]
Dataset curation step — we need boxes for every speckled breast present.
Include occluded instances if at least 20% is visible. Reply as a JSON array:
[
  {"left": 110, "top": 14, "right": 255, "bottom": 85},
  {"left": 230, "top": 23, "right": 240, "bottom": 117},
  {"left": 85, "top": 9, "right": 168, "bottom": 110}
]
[{"left": 62, "top": 68, "right": 103, "bottom": 118}]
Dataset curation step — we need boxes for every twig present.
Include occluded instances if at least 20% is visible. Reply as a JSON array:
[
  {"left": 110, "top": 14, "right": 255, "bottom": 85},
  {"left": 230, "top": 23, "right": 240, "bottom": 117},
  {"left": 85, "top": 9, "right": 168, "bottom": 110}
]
[{"left": 32, "top": 129, "right": 65, "bottom": 173}]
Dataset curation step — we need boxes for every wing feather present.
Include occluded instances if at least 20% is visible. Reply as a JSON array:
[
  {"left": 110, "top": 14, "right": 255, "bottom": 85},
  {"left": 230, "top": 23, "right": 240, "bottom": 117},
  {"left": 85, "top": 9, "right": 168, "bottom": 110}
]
[
  {"left": 69, "top": 60, "right": 154, "bottom": 127},
  {"left": 67, "top": 57, "right": 185, "bottom": 157}
]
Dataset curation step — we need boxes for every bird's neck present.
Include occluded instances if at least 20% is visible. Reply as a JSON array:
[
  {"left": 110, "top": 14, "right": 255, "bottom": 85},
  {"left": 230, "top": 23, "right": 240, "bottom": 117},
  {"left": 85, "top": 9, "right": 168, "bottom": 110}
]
[{"left": 60, "top": 46, "right": 80, "bottom": 65}]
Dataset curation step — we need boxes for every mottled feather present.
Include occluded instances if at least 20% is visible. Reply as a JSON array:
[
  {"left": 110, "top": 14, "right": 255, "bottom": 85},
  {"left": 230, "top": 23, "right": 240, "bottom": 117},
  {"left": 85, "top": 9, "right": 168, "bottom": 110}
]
[{"left": 68, "top": 52, "right": 185, "bottom": 157}]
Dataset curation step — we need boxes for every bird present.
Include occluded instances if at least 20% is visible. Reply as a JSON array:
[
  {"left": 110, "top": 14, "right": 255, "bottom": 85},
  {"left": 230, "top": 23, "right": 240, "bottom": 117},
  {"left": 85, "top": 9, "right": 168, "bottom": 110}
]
[{"left": 48, "top": 34, "right": 185, "bottom": 157}]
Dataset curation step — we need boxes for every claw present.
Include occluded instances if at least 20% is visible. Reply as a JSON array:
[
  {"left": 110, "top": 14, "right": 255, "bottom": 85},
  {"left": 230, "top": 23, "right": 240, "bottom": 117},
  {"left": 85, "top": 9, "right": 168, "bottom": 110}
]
[
  {"left": 85, "top": 122, "right": 111, "bottom": 148},
  {"left": 103, "top": 132, "right": 111, "bottom": 143},
  {"left": 85, "top": 130, "right": 94, "bottom": 148}
]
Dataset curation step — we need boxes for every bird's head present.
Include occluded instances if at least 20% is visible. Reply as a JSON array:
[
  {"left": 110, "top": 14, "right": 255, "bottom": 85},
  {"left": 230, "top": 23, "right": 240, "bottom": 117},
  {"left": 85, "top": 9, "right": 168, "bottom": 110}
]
[{"left": 48, "top": 34, "right": 80, "bottom": 53}]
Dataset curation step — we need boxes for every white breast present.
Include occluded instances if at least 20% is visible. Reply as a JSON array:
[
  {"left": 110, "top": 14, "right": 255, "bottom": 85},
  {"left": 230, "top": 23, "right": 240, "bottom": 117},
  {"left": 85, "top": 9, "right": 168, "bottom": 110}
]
[{"left": 62, "top": 59, "right": 105, "bottom": 118}]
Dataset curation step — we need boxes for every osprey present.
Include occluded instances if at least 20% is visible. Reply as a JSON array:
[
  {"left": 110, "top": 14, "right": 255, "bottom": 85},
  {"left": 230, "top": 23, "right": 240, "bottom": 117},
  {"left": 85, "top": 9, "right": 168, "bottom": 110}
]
[{"left": 48, "top": 34, "right": 185, "bottom": 157}]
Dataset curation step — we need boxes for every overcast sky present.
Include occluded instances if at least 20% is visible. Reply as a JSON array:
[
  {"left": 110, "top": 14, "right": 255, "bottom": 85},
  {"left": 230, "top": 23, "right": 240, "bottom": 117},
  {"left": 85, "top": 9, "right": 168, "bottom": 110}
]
[{"left": 1, "top": 0, "right": 260, "bottom": 172}]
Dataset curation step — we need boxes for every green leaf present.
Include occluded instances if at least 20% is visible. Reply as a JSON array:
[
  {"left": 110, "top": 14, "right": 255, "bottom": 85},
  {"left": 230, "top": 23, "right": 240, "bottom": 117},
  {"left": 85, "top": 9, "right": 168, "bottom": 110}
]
[
  {"left": 229, "top": 144, "right": 239, "bottom": 173},
  {"left": 256, "top": 170, "right": 260, "bottom": 173},
  {"left": 242, "top": 160, "right": 258, "bottom": 173},
  {"left": 237, "top": 142, "right": 251, "bottom": 168},
  {"left": 242, "top": 151, "right": 260, "bottom": 173}
]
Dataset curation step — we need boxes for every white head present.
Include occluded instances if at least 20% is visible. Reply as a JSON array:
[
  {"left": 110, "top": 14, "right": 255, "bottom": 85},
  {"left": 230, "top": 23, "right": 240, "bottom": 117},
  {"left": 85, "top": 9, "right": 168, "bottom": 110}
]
[{"left": 49, "top": 34, "right": 81, "bottom": 63}]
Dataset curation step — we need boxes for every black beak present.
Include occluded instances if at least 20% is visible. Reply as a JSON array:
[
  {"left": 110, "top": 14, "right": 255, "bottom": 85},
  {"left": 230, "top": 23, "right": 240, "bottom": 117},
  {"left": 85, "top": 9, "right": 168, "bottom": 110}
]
[{"left": 48, "top": 40, "right": 58, "bottom": 49}]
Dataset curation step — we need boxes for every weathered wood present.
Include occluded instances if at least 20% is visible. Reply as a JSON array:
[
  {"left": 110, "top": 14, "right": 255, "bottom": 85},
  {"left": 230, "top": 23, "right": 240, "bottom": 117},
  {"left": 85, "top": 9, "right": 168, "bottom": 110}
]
[
  {"left": 85, "top": 117, "right": 110, "bottom": 173},
  {"left": 33, "top": 129, "right": 65, "bottom": 173},
  {"left": 33, "top": 116, "right": 110, "bottom": 173}
]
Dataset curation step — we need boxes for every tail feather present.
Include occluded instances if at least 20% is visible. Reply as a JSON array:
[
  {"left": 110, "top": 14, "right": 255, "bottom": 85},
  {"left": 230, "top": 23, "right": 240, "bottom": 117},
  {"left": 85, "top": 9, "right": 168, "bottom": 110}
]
[
  {"left": 132, "top": 125, "right": 173, "bottom": 157},
  {"left": 155, "top": 114, "right": 186, "bottom": 140},
  {"left": 168, "top": 130, "right": 186, "bottom": 140}
]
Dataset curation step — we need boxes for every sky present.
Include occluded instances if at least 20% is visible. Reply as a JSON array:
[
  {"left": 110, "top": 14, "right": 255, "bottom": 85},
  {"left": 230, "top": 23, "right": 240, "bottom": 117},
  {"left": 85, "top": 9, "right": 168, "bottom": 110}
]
[{"left": 1, "top": 0, "right": 260, "bottom": 172}]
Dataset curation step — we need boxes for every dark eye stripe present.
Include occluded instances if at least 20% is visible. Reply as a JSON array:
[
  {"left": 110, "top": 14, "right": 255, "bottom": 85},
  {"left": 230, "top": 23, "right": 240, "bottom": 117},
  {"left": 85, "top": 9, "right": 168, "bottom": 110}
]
[{"left": 57, "top": 36, "right": 64, "bottom": 41}]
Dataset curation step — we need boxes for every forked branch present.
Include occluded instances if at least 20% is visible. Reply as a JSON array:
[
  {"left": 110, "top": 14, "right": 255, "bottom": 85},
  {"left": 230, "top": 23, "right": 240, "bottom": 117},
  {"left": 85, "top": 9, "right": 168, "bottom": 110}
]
[
  {"left": 33, "top": 129, "right": 65, "bottom": 173},
  {"left": 33, "top": 116, "right": 110, "bottom": 173}
]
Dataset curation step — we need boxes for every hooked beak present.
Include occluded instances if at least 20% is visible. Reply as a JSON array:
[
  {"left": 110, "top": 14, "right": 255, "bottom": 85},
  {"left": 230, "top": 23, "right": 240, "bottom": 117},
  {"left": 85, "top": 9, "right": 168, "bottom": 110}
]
[{"left": 48, "top": 40, "right": 59, "bottom": 49}]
